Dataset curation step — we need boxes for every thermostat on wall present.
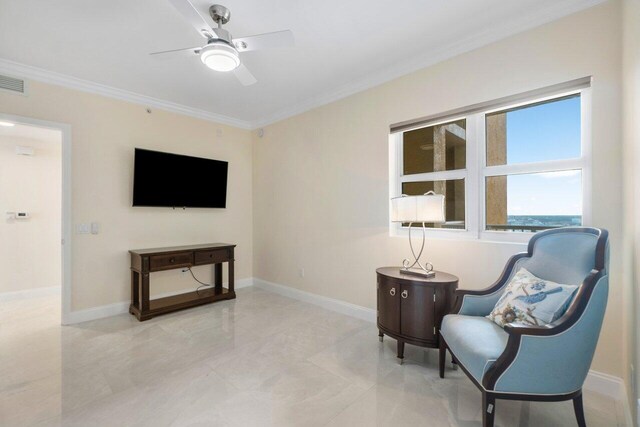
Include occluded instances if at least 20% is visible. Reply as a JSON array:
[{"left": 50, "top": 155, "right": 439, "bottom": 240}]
[
  {"left": 15, "top": 146, "right": 35, "bottom": 156},
  {"left": 6, "top": 211, "right": 30, "bottom": 220}
]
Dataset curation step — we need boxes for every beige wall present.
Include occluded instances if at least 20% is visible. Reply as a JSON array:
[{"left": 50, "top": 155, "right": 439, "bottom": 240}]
[
  {"left": 253, "top": 1, "right": 624, "bottom": 378},
  {"left": 623, "top": 0, "right": 640, "bottom": 413},
  {"left": 0, "top": 136, "right": 61, "bottom": 293},
  {"left": 0, "top": 82, "right": 253, "bottom": 310}
]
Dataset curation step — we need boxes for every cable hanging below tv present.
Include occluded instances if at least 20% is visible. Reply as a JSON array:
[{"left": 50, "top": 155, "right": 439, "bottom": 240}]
[{"left": 132, "top": 148, "right": 228, "bottom": 208}]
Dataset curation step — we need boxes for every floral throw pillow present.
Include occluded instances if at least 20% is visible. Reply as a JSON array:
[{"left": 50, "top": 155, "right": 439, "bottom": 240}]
[{"left": 487, "top": 268, "right": 579, "bottom": 327}]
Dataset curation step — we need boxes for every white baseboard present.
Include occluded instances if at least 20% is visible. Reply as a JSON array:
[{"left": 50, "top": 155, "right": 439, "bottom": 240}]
[
  {"left": 62, "top": 278, "right": 253, "bottom": 325},
  {"left": 0, "top": 285, "right": 60, "bottom": 302},
  {"left": 253, "top": 278, "right": 376, "bottom": 322},
  {"left": 583, "top": 370, "right": 632, "bottom": 425},
  {"left": 582, "top": 372, "right": 632, "bottom": 425},
  {"left": 234, "top": 277, "right": 254, "bottom": 290},
  {"left": 584, "top": 370, "right": 627, "bottom": 400},
  {"left": 63, "top": 300, "right": 130, "bottom": 325}
]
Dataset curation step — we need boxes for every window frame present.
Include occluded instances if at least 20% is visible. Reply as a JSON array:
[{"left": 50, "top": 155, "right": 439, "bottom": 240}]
[{"left": 389, "top": 86, "right": 592, "bottom": 244}]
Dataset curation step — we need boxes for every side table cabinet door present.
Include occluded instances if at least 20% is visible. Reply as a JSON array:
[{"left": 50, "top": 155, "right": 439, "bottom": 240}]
[
  {"left": 400, "top": 284, "right": 436, "bottom": 341},
  {"left": 378, "top": 279, "right": 400, "bottom": 334}
]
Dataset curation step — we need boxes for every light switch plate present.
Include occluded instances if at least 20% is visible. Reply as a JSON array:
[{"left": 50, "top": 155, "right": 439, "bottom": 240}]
[
  {"left": 91, "top": 222, "right": 100, "bottom": 235},
  {"left": 77, "top": 223, "right": 90, "bottom": 234}
]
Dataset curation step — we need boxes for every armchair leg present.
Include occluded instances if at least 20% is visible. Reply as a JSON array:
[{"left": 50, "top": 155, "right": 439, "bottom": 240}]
[
  {"left": 572, "top": 391, "right": 586, "bottom": 427},
  {"left": 439, "top": 338, "right": 446, "bottom": 378},
  {"left": 482, "top": 392, "right": 495, "bottom": 427}
]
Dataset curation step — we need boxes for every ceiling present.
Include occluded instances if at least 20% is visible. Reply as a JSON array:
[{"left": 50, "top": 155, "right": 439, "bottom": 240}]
[{"left": 0, "top": 0, "right": 604, "bottom": 128}]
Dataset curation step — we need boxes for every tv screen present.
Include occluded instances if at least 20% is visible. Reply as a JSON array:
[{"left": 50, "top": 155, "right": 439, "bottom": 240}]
[{"left": 133, "top": 148, "right": 228, "bottom": 208}]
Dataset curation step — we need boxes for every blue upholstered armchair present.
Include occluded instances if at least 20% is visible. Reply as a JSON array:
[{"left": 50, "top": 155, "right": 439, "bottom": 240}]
[{"left": 439, "top": 227, "right": 609, "bottom": 427}]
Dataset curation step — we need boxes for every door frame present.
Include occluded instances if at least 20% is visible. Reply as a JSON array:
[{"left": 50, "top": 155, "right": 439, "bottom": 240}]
[{"left": 0, "top": 113, "right": 72, "bottom": 325}]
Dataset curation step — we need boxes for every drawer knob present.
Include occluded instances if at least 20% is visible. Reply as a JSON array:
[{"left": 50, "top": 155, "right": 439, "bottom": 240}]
[
  {"left": 210, "top": 254, "right": 214, "bottom": 258},
  {"left": 390, "top": 288, "right": 396, "bottom": 296},
  {"left": 170, "top": 258, "right": 175, "bottom": 263},
  {"left": 401, "top": 290, "right": 408, "bottom": 299}
]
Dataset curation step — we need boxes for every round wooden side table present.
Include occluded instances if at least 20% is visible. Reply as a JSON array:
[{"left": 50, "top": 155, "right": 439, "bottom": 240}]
[{"left": 376, "top": 267, "right": 459, "bottom": 364}]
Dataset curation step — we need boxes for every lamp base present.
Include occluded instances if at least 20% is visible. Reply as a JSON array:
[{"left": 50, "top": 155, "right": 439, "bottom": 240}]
[{"left": 399, "top": 268, "right": 435, "bottom": 278}]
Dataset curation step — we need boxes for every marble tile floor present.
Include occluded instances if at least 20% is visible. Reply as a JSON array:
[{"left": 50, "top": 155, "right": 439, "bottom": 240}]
[{"left": 0, "top": 287, "right": 624, "bottom": 426}]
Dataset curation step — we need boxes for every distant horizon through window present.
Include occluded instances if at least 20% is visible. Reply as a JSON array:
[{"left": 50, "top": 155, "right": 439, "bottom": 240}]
[{"left": 490, "top": 95, "right": 582, "bottom": 219}]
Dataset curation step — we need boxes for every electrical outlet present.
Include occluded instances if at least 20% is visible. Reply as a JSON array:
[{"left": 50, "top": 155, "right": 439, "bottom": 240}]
[{"left": 299, "top": 268, "right": 305, "bottom": 278}]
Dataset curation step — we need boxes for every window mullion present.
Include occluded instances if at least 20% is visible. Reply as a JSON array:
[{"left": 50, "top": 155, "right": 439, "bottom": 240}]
[
  {"left": 483, "top": 158, "right": 585, "bottom": 177},
  {"left": 476, "top": 113, "right": 486, "bottom": 237}
]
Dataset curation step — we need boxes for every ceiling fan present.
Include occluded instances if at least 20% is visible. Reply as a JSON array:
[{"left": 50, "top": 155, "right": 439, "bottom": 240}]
[{"left": 150, "top": 0, "right": 295, "bottom": 86}]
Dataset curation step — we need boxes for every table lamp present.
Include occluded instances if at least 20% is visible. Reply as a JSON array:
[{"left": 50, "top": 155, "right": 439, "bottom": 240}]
[{"left": 391, "top": 191, "right": 445, "bottom": 278}]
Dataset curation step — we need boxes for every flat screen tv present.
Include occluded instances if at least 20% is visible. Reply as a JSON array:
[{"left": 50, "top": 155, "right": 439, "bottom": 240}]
[{"left": 133, "top": 148, "right": 228, "bottom": 208}]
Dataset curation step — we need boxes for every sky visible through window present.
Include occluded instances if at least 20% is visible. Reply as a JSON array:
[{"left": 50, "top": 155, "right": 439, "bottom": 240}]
[{"left": 504, "top": 96, "right": 582, "bottom": 217}]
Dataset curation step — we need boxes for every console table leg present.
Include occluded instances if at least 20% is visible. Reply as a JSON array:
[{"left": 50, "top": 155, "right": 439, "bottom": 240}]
[
  {"left": 228, "top": 252, "right": 235, "bottom": 294},
  {"left": 378, "top": 331, "right": 384, "bottom": 342},
  {"left": 397, "top": 340, "right": 405, "bottom": 364},
  {"left": 131, "top": 270, "right": 139, "bottom": 312},
  {"left": 139, "top": 273, "right": 150, "bottom": 313},
  {"left": 214, "top": 263, "right": 223, "bottom": 293}
]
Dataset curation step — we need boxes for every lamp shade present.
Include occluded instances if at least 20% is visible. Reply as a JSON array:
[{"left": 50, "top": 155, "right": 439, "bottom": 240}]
[{"left": 391, "top": 192, "right": 446, "bottom": 223}]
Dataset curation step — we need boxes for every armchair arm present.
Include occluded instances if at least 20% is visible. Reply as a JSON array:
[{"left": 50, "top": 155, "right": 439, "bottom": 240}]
[
  {"left": 482, "top": 269, "right": 607, "bottom": 394},
  {"left": 452, "top": 253, "right": 529, "bottom": 316}
]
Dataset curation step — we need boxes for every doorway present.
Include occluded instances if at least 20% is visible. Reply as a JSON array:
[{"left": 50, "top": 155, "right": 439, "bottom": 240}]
[{"left": 0, "top": 113, "right": 71, "bottom": 324}]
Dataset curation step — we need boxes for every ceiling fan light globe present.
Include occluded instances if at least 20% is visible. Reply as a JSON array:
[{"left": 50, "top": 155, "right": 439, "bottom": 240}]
[{"left": 200, "top": 43, "right": 240, "bottom": 72}]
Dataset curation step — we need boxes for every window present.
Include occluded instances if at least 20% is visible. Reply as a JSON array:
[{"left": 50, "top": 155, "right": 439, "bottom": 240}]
[{"left": 390, "top": 83, "right": 590, "bottom": 242}]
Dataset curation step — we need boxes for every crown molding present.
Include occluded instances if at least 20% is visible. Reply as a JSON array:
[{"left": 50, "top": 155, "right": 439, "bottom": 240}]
[
  {"left": 251, "top": 0, "right": 608, "bottom": 129},
  {"left": 0, "top": 58, "right": 253, "bottom": 130}
]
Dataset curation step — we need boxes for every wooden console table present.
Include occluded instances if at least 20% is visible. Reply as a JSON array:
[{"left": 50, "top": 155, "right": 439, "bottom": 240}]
[
  {"left": 377, "top": 267, "right": 458, "bottom": 364},
  {"left": 129, "top": 243, "right": 236, "bottom": 321}
]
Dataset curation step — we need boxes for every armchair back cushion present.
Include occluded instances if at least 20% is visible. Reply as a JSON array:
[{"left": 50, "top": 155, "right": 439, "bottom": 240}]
[{"left": 518, "top": 231, "right": 602, "bottom": 285}]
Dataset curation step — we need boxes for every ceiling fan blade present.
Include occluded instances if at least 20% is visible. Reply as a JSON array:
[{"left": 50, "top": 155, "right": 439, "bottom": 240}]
[
  {"left": 233, "top": 30, "right": 294, "bottom": 52},
  {"left": 233, "top": 63, "right": 257, "bottom": 86},
  {"left": 168, "top": 0, "right": 216, "bottom": 38},
  {"left": 149, "top": 46, "right": 201, "bottom": 57}
]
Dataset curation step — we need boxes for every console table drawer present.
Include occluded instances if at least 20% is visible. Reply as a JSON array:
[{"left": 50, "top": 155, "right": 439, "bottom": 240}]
[
  {"left": 149, "top": 253, "right": 193, "bottom": 271},
  {"left": 194, "top": 249, "right": 229, "bottom": 265}
]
